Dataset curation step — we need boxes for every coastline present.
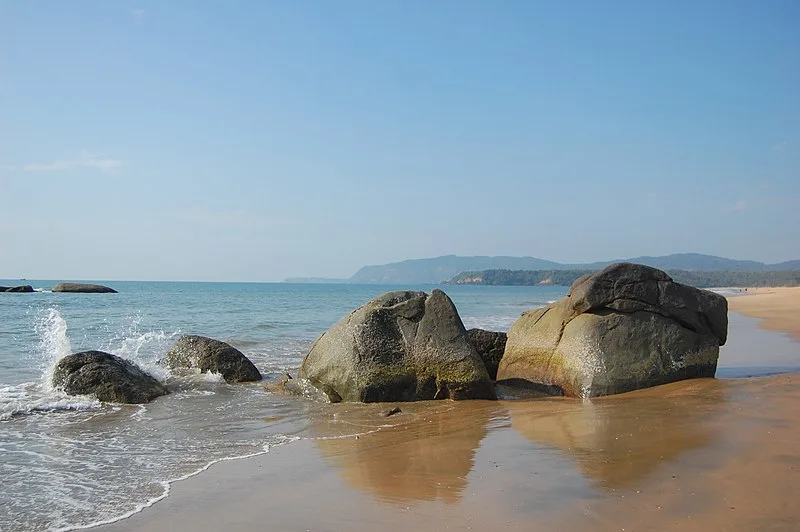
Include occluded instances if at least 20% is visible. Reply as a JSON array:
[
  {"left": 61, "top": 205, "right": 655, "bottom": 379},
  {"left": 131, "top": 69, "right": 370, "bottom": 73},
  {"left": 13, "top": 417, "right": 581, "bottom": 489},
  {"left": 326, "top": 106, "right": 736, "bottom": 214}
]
[
  {"left": 95, "top": 295, "right": 800, "bottom": 532},
  {"left": 727, "top": 287, "right": 800, "bottom": 341},
  {"left": 97, "top": 377, "right": 800, "bottom": 532}
]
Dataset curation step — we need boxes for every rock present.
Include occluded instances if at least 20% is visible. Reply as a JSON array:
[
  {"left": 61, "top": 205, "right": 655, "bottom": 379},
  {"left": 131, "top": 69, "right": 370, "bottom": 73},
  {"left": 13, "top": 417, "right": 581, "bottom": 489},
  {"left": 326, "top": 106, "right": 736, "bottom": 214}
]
[
  {"left": 497, "top": 263, "right": 728, "bottom": 398},
  {"left": 164, "top": 335, "right": 262, "bottom": 383},
  {"left": 266, "top": 373, "right": 332, "bottom": 402},
  {"left": 52, "top": 283, "right": 117, "bottom": 293},
  {"left": 466, "top": 328, "right": 507, "bottom": 380},
  {"left": 3, "top": 285, "right": 35, "bottom": 292},
  {"left": 300, "top": 289, "right": 496, "bottom": 402},
  {"left": 52, "top": 351, "right": 169, "bottom": 404}
]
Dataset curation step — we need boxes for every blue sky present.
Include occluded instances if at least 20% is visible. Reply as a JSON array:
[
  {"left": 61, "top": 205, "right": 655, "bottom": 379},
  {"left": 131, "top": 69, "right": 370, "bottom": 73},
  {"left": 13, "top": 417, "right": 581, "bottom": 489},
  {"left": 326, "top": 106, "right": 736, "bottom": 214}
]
[{"left": 1, "top": 1, "right": 798, "bottom": 281}]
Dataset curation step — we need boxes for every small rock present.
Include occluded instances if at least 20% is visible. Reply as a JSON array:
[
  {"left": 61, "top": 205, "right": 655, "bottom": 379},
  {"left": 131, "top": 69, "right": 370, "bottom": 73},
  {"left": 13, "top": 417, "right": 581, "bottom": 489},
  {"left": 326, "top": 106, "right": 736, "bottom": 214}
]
[{"left": 163, "top": 335, "right": 262, "bottom": 383}]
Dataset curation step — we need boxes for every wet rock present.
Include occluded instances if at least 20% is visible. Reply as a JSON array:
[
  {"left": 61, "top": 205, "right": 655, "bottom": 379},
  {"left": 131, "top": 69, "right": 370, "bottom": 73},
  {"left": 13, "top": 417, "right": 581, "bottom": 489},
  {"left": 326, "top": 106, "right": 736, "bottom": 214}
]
[
  {"left": 300, "top": 290, "right": 495, "bottom": 403},
  {"left": 52, "top": 283, "right": 117, "bottom": 293},
  {"left": 53, "top": 350, "right": 169, "bottom": 404},
  {"left": 164, "top": 335, "right": 262, "bottom": 383},
  {"left": 2, "top": 285, "right": 35, "bottom": 292},
  {"left": 497, "top": 263, "right": 727, "bottom": 397},
  {"left": 466, "top": 328, "right": 507, "bottom": 380}
]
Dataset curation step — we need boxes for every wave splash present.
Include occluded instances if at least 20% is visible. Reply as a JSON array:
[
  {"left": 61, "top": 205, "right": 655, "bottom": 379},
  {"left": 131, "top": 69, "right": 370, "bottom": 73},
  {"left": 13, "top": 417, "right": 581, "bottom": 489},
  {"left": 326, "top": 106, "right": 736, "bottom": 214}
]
[
  {"left": 1, "top": 308, "right": 178, "bottom": 421},
  {"left": 34, "top": 307, "right": 72, "bottom": 392}
]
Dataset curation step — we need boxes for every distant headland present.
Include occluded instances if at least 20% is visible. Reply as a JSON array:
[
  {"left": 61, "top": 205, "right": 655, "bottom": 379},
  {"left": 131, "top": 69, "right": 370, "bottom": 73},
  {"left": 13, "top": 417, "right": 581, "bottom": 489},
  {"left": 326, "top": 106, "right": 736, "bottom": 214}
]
[{"left": 285, "top": 253, "right": 800, "bottom": 285}]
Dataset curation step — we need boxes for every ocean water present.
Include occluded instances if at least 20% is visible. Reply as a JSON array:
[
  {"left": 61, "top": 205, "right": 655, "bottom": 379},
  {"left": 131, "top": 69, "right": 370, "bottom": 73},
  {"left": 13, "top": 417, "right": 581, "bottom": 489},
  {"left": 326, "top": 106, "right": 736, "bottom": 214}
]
[{"left": 0, "top": 281, "right": 565, "bottom": 531}]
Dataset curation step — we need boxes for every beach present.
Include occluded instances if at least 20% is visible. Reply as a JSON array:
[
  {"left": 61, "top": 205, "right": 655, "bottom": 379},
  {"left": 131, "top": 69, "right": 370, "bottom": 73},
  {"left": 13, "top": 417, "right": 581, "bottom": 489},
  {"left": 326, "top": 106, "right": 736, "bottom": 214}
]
[
  {"left": 727, "top": 287, "right": 800, "bottom": 341},
  {"left": 96, "top": 289, "right": 800, "bottom": 532}
]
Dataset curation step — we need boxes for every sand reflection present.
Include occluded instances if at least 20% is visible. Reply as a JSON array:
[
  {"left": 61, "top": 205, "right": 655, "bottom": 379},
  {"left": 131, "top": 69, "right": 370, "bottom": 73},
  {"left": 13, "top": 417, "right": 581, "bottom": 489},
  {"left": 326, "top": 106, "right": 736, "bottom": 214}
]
[
  {"left": 506, "top": 378, "right": 726, "bottom": 488},
  {"left": 311, "top": 401, "right": 502, "bottom": 504}
]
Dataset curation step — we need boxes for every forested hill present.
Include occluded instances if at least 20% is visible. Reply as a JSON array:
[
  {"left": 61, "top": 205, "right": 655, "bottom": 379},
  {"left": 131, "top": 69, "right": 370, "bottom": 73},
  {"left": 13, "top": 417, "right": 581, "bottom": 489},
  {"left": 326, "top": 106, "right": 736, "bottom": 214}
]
[
  {"left": 349, "top": 254, "right": 800, "bottom": 284},
  {"left": 446, "top": 269, "right": 800, "bottom": 288}
]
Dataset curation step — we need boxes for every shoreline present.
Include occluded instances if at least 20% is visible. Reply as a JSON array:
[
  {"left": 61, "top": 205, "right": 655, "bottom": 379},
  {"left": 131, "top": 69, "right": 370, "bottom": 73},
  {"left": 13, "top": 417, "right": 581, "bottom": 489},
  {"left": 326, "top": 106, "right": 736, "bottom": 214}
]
[
  {"left": 95, "top": 308, "right": 800, "bottom": 532},
  {"left": 97, "top": 375, "right": 800, "bottom": 532},
  {"left": 727, "top": 287, "right": 800, "bottom": 341}
]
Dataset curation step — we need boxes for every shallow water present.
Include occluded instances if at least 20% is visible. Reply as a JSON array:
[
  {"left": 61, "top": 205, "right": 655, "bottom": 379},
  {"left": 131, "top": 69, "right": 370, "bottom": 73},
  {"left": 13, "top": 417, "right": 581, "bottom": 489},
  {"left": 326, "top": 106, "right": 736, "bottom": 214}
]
[
  {"left": 97, "top": 374, "right": 800, "bottom": 532},
  {"left": 0, "top": 281, "right": 565, "bottom": 531},
  {"left": 1, "top": 281, "right": 797, "bottom": 531}
]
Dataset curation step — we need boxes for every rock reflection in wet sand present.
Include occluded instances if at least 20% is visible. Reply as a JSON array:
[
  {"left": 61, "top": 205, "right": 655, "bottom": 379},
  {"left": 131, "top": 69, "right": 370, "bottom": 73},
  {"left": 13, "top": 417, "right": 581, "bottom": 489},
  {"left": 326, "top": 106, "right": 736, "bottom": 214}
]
[
  {"left": 506, "top": 378, "right": 726, "bottom": 489},
  {"left": 310, "top": 400, "right": 504, "bottom": 504}
]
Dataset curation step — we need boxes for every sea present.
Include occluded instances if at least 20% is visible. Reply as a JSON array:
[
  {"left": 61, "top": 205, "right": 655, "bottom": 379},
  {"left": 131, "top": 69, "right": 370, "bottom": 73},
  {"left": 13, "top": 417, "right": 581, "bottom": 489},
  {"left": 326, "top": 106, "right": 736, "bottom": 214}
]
[{"left": 0, "top": 280, "right": 567, "bottom": 531}]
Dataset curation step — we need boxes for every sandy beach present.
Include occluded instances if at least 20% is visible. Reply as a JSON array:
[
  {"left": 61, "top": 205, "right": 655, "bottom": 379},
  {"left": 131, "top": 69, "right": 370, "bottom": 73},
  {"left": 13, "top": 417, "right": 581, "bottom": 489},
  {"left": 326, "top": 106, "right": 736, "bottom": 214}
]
[
  {"left": 727, "top": 287, "right": 800, "bottom": 341},
  {"left": 98, "top": 293, "right": 800, "bottom": 532}
]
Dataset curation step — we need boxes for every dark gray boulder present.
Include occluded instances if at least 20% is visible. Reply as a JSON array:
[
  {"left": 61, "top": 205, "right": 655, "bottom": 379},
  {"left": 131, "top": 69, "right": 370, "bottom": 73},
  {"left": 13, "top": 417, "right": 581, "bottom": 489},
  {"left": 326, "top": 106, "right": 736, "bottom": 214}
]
[
  {"left": 299, "top": 289, "right": 496, "bottom": 403},
  {"left": 53, "top": 351, "right": 169, "bottom": 404},
  {"left": 3, "top": 285, "right": 35, "bottom": 292},
  {"left": 53, "top": 283, "right": 117, "bottom": 293},
  {"left": 497, "top": 263, "right": 728, "bottom": 398},
  {"left": 163, "top": 335, "right": 262, "bottom": 383},
  {"left": 466, "top": 328, "right": 507, "bottom": 380}
]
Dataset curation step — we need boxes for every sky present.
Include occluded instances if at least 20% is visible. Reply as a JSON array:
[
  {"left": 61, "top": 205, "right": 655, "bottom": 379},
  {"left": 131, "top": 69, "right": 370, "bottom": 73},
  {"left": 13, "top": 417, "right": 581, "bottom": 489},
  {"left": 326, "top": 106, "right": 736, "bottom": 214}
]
[{"left": 1, "top": 1, "right": 798, "bottom": 281}]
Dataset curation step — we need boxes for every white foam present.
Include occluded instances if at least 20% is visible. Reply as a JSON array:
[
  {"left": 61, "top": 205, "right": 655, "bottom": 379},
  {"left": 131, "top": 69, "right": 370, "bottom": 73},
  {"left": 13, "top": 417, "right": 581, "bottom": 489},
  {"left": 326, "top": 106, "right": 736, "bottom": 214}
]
[
  {"left": 462, "top": 315, "right": 519, "bottom": 332},
  {"left": 50, "top": 435, "right": 300, "bottom": 532},
  {"left": 202, "top": 371, "right": 225, "bottom": 383},
  {"left": 708, "top": 287, "right": 747, "bottom": 297},
  {"left": 108, "top": 325, "right": 179, "bottom": 382},
  {"left": 308, "top": 428, "right": 383, "bottom": 440},
  {"left": 0, "top": 383, "right": 101, "bottom": 421},
  {"left": 34, "top": 308, "right": 72, "bottom": 391}
]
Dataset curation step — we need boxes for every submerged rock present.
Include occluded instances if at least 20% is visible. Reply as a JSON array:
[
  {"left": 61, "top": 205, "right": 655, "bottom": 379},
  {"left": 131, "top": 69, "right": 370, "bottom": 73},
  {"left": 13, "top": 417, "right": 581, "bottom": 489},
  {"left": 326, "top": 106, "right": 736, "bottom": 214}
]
[
  {"left": 497, "top": 263, "right": 728, "bottom": 398},
  {"left": 53, "top": 351, "right": 169, "bottom": 404},
  {"left": 52, "top": 283, "right": 117, "bottom": 293},
  {"left": 266, "top": 373, "right": 332, "bottom": 402},
  {"left": 466, "top": 328, "right": 507, "bottom": 380},
  {"left": 164, "top": 335, "right": 262, "bottom": 383},
  {"left": 300, "top": 289, "right": 496, "bottom": 402}
]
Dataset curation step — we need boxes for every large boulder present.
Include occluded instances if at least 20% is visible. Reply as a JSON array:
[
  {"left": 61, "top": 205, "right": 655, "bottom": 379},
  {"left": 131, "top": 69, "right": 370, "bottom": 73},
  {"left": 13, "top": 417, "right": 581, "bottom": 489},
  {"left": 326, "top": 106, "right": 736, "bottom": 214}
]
[
  {"left": 163, "top": 335, "right": 262, "bottom": 383},
  {"left": 300, "top": 290, "right": 496, "bottom": 402},
  {"left": 466, "top": 328, "right": 507, "bottom": 380},
  {"left": 53, "top": 351, "right": 169, "bottom": 404},
  {"left": 3, "top": 285, "right": 34, "bottom": 292},
  {"left": 53, "top": 283, "right": 117, "bottom": 293},
  {"left": 497, "top": 263, "right": 728, "bottom": 398}
]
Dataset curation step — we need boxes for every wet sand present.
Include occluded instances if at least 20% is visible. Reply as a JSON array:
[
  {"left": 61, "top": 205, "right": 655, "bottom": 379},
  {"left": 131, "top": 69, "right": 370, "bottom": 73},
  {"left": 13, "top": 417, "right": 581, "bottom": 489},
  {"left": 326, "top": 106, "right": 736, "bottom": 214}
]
[
  {"left": 728, "top": 287, "right": 800, "bottom": 341},
  {"left": 98, "top": 310, "right": 800, "bottom": 532}
]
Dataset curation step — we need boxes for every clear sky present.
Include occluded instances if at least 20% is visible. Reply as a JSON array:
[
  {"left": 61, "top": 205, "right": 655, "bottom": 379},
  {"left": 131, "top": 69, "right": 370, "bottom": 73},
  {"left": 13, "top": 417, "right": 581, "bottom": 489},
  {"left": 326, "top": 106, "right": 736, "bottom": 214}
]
[{"left": 1, "top": 1, "right": 798, "bottom": 281}]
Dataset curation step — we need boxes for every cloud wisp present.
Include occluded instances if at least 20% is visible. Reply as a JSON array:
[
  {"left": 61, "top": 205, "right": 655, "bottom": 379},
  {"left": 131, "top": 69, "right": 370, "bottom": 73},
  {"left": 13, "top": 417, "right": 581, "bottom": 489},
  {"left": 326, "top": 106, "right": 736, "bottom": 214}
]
[
  {"left": 730, "top": 199, "right": 748, "bottom": 212},
  {"left": 22, "top": 151, "right": 124, "bottom": 172}
]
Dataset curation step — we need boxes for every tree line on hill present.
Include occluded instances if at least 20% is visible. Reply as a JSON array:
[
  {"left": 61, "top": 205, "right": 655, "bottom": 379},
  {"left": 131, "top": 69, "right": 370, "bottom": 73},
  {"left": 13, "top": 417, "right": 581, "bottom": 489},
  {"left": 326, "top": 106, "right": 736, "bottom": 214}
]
[{"left": 445, "top": 269, "right": 800, "bottom": 288}]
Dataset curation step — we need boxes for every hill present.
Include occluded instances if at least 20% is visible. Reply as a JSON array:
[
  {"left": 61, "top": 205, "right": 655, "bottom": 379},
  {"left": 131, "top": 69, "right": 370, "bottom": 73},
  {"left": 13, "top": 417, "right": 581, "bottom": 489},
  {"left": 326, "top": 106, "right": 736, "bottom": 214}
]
[
  {"left": 446, "top": 269, "right": 800, "bottom": 288},
  {"left": 349, "top": 255, "right": 561, "bottom": 284},
  {"left": 283, "top": 277, "right": 349, "bottom": 284},
  {"left": 349, "top": 254, "right": 800, "bottom": 284}
]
